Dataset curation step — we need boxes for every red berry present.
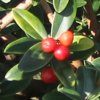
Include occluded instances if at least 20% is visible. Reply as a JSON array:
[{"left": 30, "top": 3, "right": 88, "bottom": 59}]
[
  {"left": 41, "top": 37, "right": 57, "bottom": 53},
  {"left": 41, "top": 67, "right": 58, "bottom": 84},
  {"left": 54, "top": 45, "right": 70, "bottom": 61},
  {"left": 59, "top": 30, "right": 74, "bottom": 47}
]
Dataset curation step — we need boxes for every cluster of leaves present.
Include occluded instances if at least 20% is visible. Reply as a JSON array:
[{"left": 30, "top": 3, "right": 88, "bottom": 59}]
[{"left": 0, "top": 0, "right": 100, "bottom": 100}]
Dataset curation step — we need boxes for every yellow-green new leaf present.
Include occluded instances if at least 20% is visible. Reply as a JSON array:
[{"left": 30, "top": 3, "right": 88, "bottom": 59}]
[{"left": 13, "top": 8, "right": 48, "bottom": 40}]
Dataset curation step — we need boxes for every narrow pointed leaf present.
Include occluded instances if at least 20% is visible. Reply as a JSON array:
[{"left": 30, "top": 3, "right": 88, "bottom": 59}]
[
  {"left": 4, "top": 37, "right": 37, "bottom": 54},
  {"left": 13, "top": 8, "right": 48, "bottom": 40},
  {"left": 53, "top": 0, "right": 69, "bottom": 13},
  {"left": 18, "top": 43, "right": 53, "bottom": 72},
  {"left": 51, "top": 0, "right": 77, "bottom": 39}
]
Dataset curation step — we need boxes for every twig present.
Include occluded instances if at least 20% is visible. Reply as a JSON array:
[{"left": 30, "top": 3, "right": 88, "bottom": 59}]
[
  {"left": 85, "top": 0, "right": 100, "bottom": 42},
  {"left": 40, "top": 0, "right": 54, "bottom": 24},
  {"left": 0, "top": 0, "right": 32, "bottom": 30},
  {"left": 71, "top": 60, "right": 83, "bottom": 69}
]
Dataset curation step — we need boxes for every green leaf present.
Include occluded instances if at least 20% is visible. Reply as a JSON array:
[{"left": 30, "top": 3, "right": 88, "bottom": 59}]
[
  {"left": 83, "top": 61, "right": 97, "bottom": 71},
  {"left": 71, "top": 35, "right": 94, "bottom": 51},
  {"left": 0, "top": 79, "right": 31, "bottom": 96},
  {"left": 57, "top": 84, "right": 80, "bottom": 100},
  {"left": 1, "top": 23, "right": 20, "bottom": 35},
  {"left": 87, "top": 88, "right": 100, "bottom": 100},
  {"left": 76, "top": 0, "right": 87, "bottom": 8},
  {"left": 1, "top": 0, "right": 11, "bottom": 3},
  {"left": 18, "top": 42, "right": 53, "bottom": 72},
  {"left": 53, "top": 0, "right": 69, "bottom": 13},
  {"left": 13, "top": 8, "right": 48, "bottom": 40},
  {"left": 32, "top": 0, "right": 40, "bottom": 6},
  {"left": 0, "top": 6, "right": 6, "bottom": 11},
  {"left": 5, "top": 64, "right": 34, "bottom": 81},
  {"left": 5, "top": 64, "right": 24, "bottom": 81},
  {"left": 92, "top": 0, "right": 100, "bottom": 12},
  {"left": 4, "top": 37, "right": 37, "bottom": 54},
  {"left": 52, "top": 59, "right": 76, "bottom": 88},
  {"left": 70, "top": 45, "right": 96, "bottom": 60},
  {"left": 42, "top": 90, "right": 71, "bottom": 100},
  {"left": 51, "top": 0, "right": 77, "bottom": 39},
  {"left": 76, "top": 67, "right": 96, "bottom": 99},
  {"left": 92, "top": 57, "right": 100, "bottom": 71}
]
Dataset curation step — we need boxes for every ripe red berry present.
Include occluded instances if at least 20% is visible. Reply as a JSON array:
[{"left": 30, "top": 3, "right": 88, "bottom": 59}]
[
  {"left": 41, "top": 37, "right": 57, "bottom": 53},
  {"left": 59, "top": 30, "right": 74, "bottom": 47},
  {"left": 41, "top": 67, "right": 58, "bottom": 84},
  {"left": 54, "top": 45, "right": 70, "bottom": 61}
]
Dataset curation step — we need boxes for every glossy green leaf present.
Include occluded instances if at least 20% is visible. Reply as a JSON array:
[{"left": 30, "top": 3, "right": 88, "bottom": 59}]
[
  {"left": 4, "top": 37, "right": 37, "bottom": 54},
  {"left": 52, "top": 59, "right": 76, "bottom": 88},
  {"left": 1, "top": 0, "right": 11, "bottom": 3},
  {"left": 5, "top": 64, "right": 35, "bottom": 81},
  {"left": 18, "top": 42, "right": 53, "bottom": 72},
  {"left": 92, "top": 57, "right": 100, "bottom": 71},
  {"left": 13, "top": 8, "right": 47, "bottom": 40},
  {"left": 76, "top": 67, "right": 96, "bottom": 99},
  {"left": 53, "top": 0, "right": 69, "bottom": 13},
  {"left": 57, "top": 84, "right": 80, "bottom": 100},
  {"left": 76, "top": 0, "right": 87, "bottom": 8},
  {"left": 0, "top": 79, "right": 31, "bottom": 96},
  {"left": 71, "top": 35, "right": 94, "bottom": 51},
  {"left": 70, "top": 45, "right": 96, "bottom": 60},
  {"left": 42, "top": 90, "right": 71, "bottom": 100},
  {"left": 51, "top": 0, "right": 77, "bottom": 39},
  {"left": 5, "top": 64, "right": 24, "bottom": 81}
]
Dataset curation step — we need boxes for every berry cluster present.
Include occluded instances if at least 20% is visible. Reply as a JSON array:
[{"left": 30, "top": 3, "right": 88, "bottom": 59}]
[{"left": 41, "top": 30, "right": 74, "bottom": 61}]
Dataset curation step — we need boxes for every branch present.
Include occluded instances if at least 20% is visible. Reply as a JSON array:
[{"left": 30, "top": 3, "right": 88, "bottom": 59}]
[
  {"left": 0, "top": 0, "right": 32, "bottom": 30},
  {"left": 40, "top": 0, "right": 54, "bottom": 24},
  {"left": 85, "top": 0, "right": 100, "bottom": 42}
]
